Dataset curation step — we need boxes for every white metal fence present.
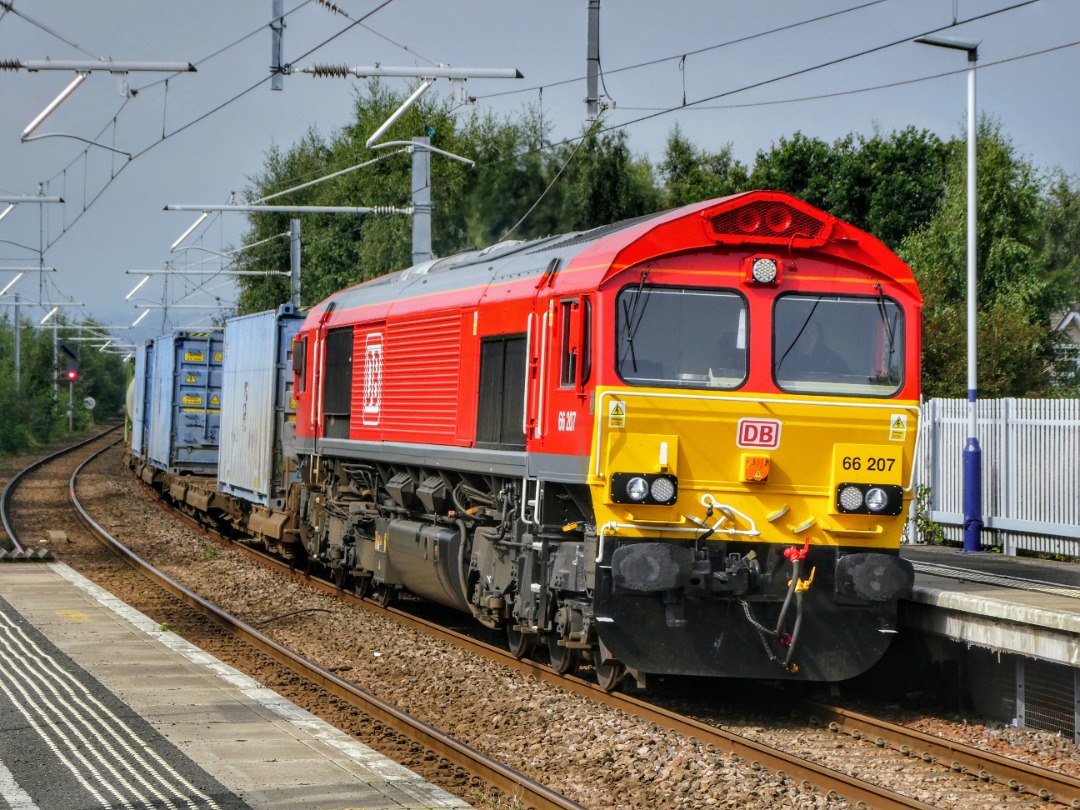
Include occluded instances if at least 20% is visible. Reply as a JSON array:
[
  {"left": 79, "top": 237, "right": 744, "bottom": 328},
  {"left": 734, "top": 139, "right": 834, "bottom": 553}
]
[{"left": 911, "top": 398, "right": 1080, "bottom": 557}]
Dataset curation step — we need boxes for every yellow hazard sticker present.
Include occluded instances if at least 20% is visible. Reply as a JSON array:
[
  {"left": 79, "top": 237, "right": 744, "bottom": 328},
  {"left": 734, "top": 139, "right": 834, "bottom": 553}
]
[
  {"left": 182, "top": 394, "right": 203, "bottom": 406},
  {"left": 608, "top": 401, "right": 626, "bottom": 428},
  {"left": 184, "top": 351, "right": 205, "bottom": 362},
  {"left": 185, "top": 373, "right": 197, "bottom": 383},
  {"left": 214, "top": 352, "right": 222, "bottom": 362},
  {"left": 889, "top": 413, "right": 908, "bottom": 442},
  {"left": 209, "top": 395, "right": 220, "bottom": 406}
]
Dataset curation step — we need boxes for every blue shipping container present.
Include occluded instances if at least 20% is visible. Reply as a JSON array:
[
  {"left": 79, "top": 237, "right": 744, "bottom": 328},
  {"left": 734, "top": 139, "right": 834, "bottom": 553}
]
[
  {"left": 130, "top": 340, "right": 154, "bottom": 462},
  {"left": 146, "top": 331, "right": 224, "bottom": 475}
]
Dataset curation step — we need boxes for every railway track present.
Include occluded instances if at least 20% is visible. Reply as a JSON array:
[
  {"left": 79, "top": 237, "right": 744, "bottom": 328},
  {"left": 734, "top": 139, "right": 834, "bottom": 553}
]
[
  {"left": 125, "top": 453, "right": 1080, "bottom": 808},
  {"left": 2, "top": 434, "right": 585, "bottom": 810},
  {"left": 8, "top": 436, "right": 1079, "bottom": 808},
  {"left": 0, "top": 424, "right": 122, "bottom": 557}
]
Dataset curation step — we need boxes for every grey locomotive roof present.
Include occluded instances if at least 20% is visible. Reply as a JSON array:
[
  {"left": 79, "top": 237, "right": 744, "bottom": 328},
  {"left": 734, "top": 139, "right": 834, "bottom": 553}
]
[{"left": 319, "top": 207, "right": 672, "bottom": 312}]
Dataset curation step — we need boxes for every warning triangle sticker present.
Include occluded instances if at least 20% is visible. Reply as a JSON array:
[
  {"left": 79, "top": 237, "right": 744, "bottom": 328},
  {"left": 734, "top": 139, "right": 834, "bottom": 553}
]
[
  {"left": 186, "top": 373, "right": 197, "bottom": 383},
  {"left": 610, "top": 403, "right": 624, "bottom": 416},
  {"left": 209, "top": 395, "right": 220, "bottom": 406}
]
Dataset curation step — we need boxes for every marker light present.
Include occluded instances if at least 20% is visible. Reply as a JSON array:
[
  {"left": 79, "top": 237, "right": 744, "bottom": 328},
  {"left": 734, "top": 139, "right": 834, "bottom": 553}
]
[
  {"left": 625, "top": 477, "right": 649, "bottom": 502},
  {"left": 864, "top": 487, "right": 889, "bottom": 512},
  {"left": 838, "top": 485, "right": 863, "bottom": 511},
  {"left": 650, "top": 477, "right": 676, "bottom": 503},
  {"left": 610, "top": 472, "right": 679, "bottom": 506},
  {"left": 836, "top": 483, "right": 904, "bottom": 516},
  {"left": 744, "top": 255, "right": 782, "bottom": 285}
]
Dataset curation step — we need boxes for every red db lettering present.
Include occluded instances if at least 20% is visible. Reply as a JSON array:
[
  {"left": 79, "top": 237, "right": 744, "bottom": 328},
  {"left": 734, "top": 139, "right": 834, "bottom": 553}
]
[{"left": 737, "top": 418, "right": 782, "bottom": 449}]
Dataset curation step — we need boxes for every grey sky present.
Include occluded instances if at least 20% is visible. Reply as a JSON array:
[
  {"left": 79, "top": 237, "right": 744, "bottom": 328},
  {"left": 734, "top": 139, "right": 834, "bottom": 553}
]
[{"left": 1, "top": 0, "right": 1077, "bottom": 348}]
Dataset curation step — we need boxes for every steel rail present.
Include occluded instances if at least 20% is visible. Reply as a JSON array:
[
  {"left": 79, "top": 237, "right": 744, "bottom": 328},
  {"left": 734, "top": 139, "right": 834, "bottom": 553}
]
[
  {"left": 802, "top": 698, "right": 1080, "bottom": 807},
  {"left": 71, "top": 447, "right": 584, "bottom": 810},
  {"left": 0, "top": 424, "right": 121, "bottom": 555}
]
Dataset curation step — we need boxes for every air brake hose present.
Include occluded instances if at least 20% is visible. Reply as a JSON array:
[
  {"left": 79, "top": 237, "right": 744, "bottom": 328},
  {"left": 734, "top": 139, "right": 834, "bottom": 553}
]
[
  {"left": 784, "top": 589, "right": 805, "bottom": 671},
  {"left": 773, "top": 558, "right": 800, "bottom": 634}
]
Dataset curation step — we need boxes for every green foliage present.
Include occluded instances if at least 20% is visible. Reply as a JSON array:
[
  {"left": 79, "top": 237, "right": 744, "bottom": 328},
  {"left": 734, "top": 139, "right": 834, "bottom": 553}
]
[
  {"left": 901, "top": 118, "right": 1080, "bottom": 398},
  {"left": 659, "top": 124, "right": 749, "bottom": 208},
  {"left": 912, "top": 485, "right": 947, "bottom": 545},
  {"left": 235, "top": 85, "right": 665, "bottom": 312},
  {"left": 748, "top": 128, "right": 952, "bottom": 249},
  {"left": 232, "top": 88, "right": 1080, "bottom": 399},
  {"left": 0, "top": 315, "right": 127, "bottom": 457}
]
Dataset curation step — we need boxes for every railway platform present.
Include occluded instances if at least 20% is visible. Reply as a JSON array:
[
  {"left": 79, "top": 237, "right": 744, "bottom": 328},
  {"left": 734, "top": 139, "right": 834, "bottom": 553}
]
[
  {"left": 898, "top": 543, "right": 1080, "bottom": 744},
  {"left": 0, "top": 561, "right": 469, "bottom": 810},
  {"left": 901, "top": 543, "right": 1080, "bottom": 668}
]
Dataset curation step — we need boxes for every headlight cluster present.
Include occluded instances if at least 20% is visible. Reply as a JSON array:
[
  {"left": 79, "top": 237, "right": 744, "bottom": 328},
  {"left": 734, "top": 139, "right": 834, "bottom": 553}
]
[
  {"left": 750, "top": 257, "right": 779, "bottom": 283},
  {"left": 835, "top": 483, "right": 903, "bottom": 516},
  {"left": 610, "top": 472, "right": 678, "bottom": 506},
  {"left": 743, "top": 253, "right": 783, "bottom": 285}
]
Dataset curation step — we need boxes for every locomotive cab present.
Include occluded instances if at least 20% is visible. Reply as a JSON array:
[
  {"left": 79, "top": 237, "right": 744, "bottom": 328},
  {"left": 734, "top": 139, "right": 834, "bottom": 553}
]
[{"left": 580, "top": 194, "right": 920, "bottom": 682}]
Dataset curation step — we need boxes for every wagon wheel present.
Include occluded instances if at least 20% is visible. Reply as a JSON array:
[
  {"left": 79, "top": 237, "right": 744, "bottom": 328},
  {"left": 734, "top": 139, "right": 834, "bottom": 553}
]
[
  {"left": 353, "top": 575, "right": 371, "bottom": 599},
  {"left": 547, "top": 636, "right": 578, "bottom": 676},
  {"left": 594, "top": 659, "right": 626, "bottom": 692},
  {"left": 506, "top": 624, "right": 533, "bottom": 659},
  {"left": 372, "top": 584, "right": 395, "bottom": 607},
  {"left": 332, "top": 565, "right": 351, "bottom": 590}
]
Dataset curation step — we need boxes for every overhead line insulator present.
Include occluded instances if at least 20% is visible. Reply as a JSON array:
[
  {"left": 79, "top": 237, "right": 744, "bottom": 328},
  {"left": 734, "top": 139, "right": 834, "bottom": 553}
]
[{"left": 308, "top": 63, "right": 350, "bottom": 79}]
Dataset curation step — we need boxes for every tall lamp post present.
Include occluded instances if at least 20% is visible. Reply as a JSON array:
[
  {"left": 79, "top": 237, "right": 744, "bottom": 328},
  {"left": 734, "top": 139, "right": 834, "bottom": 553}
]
[{"left": 915, "top": 34, "right": 981, "bottom": 552}]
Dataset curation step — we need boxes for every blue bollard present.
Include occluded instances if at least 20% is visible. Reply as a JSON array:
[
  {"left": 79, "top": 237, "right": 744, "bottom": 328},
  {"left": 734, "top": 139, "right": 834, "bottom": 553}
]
[{"left": 962, "top": 437, "right": 983, "bottom": 552}]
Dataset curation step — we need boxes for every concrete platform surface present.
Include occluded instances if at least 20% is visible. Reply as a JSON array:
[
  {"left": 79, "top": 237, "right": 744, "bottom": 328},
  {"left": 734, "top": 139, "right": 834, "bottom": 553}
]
[
  {"left": 901, "top": 544, "right": 1080, "bottom": 667},
  {"left": 0, "top": 561, "right": 469, "bottom": 810}
]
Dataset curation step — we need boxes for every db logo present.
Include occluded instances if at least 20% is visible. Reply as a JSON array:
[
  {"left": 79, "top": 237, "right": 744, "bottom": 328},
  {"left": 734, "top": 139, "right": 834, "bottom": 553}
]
[{"left": 737, "top": 418, "right": 782, "bottom": 449}]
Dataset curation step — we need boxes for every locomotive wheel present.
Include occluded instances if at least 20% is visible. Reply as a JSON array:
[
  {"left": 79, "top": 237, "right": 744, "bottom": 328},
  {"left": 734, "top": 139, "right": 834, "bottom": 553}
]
[
  {"left": 372, "top": 584, "right": 395, "bottom": 607},
  {"left": 594, "top": 659, "right": 626, "bottom": 692},
  {"left": 506, "top": 625, "right": 533, "bottom": 659},
  {"left": 547, "top": 636, "right": 578, "bottom": 675}
]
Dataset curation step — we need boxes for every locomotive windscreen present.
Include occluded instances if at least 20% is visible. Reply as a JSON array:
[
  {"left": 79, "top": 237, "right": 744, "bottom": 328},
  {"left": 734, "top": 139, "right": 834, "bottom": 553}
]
[
  {"left": 615, "top": 285, "right": 748, "bottom": 389},
  {"left": 773, "top": 293, "right": 904, "bottom": 396}
]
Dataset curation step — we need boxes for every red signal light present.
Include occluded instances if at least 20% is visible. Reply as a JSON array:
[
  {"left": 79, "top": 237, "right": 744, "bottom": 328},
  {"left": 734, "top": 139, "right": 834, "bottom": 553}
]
[
  {"left": 765, "top": 204, "right": 793, "bottom": 234},
  {"left": 735, "top": 207, "right": 762, "bottom": 234},
  {"left": 66, "top": 369, "right": 78, "bottom": 381}
]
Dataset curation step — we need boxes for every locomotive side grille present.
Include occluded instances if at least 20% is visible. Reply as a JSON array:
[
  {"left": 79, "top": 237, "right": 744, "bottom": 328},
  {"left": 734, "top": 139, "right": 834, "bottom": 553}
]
[{"left": 381, "top": 313, "right": 462, "bottom": 437}]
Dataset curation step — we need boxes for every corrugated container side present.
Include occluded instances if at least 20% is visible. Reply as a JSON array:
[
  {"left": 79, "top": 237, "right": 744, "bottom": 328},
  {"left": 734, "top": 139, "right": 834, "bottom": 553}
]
[
  {"left": 147, "top": 332, "right": 223, "bottom": 474},
  {"left": 219, "top": 307, "right": 304, "bottom": 508},
  {"left": 131, "top": 341, "right": 153, "bottom": 460}
]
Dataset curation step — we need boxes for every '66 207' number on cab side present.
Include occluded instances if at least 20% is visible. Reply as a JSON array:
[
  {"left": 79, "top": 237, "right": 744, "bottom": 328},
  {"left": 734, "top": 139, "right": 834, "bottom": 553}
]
[{"left": 841, "top": 456, "right": 895, "bottom": 472}]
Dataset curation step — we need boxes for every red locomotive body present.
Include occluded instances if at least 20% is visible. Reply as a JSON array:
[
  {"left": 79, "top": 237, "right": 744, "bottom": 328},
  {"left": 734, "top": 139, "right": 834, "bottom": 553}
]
[{"left": 291, "top": 191, "right": 922, "bottom": 688}]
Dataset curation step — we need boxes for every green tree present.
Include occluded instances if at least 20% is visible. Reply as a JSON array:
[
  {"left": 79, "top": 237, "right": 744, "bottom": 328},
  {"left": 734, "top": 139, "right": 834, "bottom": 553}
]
[
  {"left": 0, "top": 316, "right": 125, "bottom": 457},
  {"left": 549, "top": 127, "right": 661, "bottom": 231},
  {"left": 236, "top": 88, "right": 663, "bottom": 313},
  {"left": 900, "top": 119, "right": 1078, "bottom": 397},
  {"left": 659, "top": 125, "right": 749, "bottom": 208},
  {"left": 748, "top": 128, "right": 951, "bottom": 249}
]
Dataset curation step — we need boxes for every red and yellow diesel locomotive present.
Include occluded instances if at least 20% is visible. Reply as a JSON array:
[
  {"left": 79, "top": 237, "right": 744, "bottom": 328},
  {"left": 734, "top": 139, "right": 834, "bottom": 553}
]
[{"left": 289, "top": 189, "right": 921, "bottom": 689}]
